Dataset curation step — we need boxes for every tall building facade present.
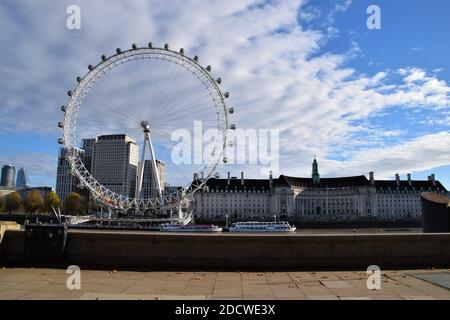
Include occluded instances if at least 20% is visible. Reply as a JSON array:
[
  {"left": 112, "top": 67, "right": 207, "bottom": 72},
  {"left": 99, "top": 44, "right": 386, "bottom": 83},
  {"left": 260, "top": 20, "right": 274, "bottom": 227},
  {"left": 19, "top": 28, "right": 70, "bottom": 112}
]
[
  {"left": 16, "top": 167, "right": 29, "bottom": 188},
  {"left": 1, "top": 165, "right": 16, "bottom": 187},
  {"left": 55, "top": 138, "right": 95, "bottom": 202},
  {"left": 91, "top": 134, "right": 138, "bottom": 198},
  {"left": 141, "top": 159, "right": 165, "bottom": 199},
  {"left": 193, "top": 160, "right": 448, "bottom": 221},
  {"left": 55, "top": 148, "right": 80, "bottom": 202}
]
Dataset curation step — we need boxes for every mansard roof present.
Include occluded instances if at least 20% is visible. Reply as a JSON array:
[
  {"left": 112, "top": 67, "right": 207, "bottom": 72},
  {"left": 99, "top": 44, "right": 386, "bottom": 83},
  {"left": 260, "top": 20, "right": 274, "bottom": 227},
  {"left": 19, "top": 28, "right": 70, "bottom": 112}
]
[
  {"left": 374, "top": 180, "right": 447, "bottom": 192},
  {"left": 191, "top": 175, "right": 448, "bottom": 192},
  {"left": 274, "top": 175, "right": 371, "bottom": 188},
  {"left": 194, "top": 177, "right": 271, "bottom": 192}
]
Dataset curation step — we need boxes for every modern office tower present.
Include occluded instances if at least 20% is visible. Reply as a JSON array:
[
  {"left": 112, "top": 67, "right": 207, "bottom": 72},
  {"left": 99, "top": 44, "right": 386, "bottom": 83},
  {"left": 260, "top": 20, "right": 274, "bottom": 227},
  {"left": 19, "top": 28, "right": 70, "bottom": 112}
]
[
  {"left": 16, "top": 167, "right": 29, "bottom": 188},
  {"left": 1, "top": 165, "right": 16, "bottom": 187},
  {"left": 55, "top": 148, "right": 80, "bottom": 202},
  {"left": 55, "top": 138, "right": 95, "bottom": 203},
  {"left": 79, "top": 138, "right": 95, "bottom": 203},
  {"left": 91, "top": 134, "right": 138, "bottom": 198},
  {"left": 81, "top": 138, "right": 95, "bottom": 172},
  {"left": 141, "top": 159, "right": 165, "bottom": 199}
]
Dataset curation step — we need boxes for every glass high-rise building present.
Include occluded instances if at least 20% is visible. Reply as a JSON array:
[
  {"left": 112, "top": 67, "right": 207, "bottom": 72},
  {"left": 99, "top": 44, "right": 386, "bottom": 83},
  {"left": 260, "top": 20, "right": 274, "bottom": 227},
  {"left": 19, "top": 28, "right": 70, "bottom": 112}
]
[
  {"left": 55, "top": 138, "right": 95, "bottom": 202},
  {"left": 141, "top": 159, "right": 165, "bottom": 199},
  {"left": 16, "top": 167, "right": 29, "bottom": 188},
  {"left": 1, "top": 165, "right": 16, "bottom": 187},
  {"left": 55, "top": 148, "right": 79, "bottom": 202}
]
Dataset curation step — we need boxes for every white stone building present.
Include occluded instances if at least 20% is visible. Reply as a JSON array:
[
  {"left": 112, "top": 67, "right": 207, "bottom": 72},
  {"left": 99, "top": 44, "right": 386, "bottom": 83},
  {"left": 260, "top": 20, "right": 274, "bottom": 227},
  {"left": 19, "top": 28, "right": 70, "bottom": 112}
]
[{"left": 192, "top": 159, "right": 448, "bottom": 221}]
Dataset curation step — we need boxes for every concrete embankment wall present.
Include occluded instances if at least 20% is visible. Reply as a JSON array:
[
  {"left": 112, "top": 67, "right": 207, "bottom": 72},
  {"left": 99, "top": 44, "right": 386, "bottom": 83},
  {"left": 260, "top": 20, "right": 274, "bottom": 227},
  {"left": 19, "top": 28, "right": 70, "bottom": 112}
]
[{"left": 1, "top": 229, "right": 450, "bottom": 270}]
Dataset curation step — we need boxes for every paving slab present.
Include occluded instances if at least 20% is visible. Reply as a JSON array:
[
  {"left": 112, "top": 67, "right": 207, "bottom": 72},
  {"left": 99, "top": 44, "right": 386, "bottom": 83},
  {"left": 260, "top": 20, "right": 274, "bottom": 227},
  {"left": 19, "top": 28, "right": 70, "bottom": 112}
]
[
  {"left": 413, "top": 273, "right": 450, "bottom": 290},
  {"left": 212, "top": 288, "right": 243, "bottom": 298},
  {"left": 1, "top": 267, "right": 449, "bottom": 300},
  {"left": 320, "top": 280, "right": 353, "bottom": 289},
  {"left": 306, "top": 295, "right": 339, "bottom": 300}
]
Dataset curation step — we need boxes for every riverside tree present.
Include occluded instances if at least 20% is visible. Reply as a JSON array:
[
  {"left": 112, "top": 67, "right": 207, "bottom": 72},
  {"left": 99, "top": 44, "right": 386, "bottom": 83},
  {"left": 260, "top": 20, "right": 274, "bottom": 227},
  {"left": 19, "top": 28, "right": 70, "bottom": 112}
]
[
  {"left": 64, "top": 192, "right": 85, "bottom": 215},
  {"left": 23, "top": 190, "right": 44, "bottom": 214},
  {"left": 4, "top": 192, "right": 22, "bottom": 213},
  {"left": 44, "top": 191, "right": 62, "bottom": 213}
]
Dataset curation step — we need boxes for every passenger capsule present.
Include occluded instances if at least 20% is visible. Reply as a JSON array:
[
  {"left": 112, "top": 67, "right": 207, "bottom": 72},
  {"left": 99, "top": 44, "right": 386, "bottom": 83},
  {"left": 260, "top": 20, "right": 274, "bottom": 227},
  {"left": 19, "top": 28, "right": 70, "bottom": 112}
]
[
  {"left": 61, "top": 105, "right": 66, "bottom": 112},
  {"left": 230, "top": 124, "right": 236, "bottom": 130},
  {"left": 67, "top": 90, "right": 72, "bottom": 97},
  {"left": 88, "top": 64, "right": 94, "bottom": 71},
  {"left": 179, "top": 48, "right": 184, "bottom": 55},
  {"left": 216, "top": 78, "right": 222, "bottom": 84},
  {"left": 148, "top": 42, "right": 153, "bottom": 48},
  {"left": 224, "top": 92, "right": 230, "bottom": 98},
  {"left": 206, "top": 65, "right": 211, "bottom": 72},
  {"left": 194, "top": 55, "right": 199, "bottom": 62},
  {"left": 101, "top": 55, "right": 107, "bottom": 61},
  {"left": 58, "top": 122, "right": 64, "bottom": 128},
  {"left": 58, "top": 138, "right": 64, "bottom": 145},
  {"left": 223, "top": 157, "right": 228, "bottom": 163},
  {"left": 76, "top": 76, "right": 81, "bottom": 83},
  {"left": 132, "top": 43, "right": 137, "bottom": 50},
  {"left": 228, "top": 107, "right": 234, "bottom": 114},
  {"left": 164, "top": 43, "right": 169, "bottom": 50},
  {"left": 116, "top": 48, "right": 122, "bottom": 54}
]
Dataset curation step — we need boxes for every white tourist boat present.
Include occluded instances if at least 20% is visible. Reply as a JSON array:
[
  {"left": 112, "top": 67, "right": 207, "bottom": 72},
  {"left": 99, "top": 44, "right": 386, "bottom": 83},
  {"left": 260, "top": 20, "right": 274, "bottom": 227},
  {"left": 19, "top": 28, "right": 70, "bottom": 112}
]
[
  {"left": 160, "top": 223, "right": 223, "bottom": 232},
  {"left": 229, "top": 221, "right": 296, "bottom": 232}
]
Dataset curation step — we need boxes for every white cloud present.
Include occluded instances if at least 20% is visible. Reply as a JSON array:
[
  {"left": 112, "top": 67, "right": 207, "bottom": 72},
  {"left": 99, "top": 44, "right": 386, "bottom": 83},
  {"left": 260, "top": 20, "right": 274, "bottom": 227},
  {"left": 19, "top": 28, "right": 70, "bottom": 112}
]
[{"left": 322, "top": 131, "right": 450, "bottom": 179}]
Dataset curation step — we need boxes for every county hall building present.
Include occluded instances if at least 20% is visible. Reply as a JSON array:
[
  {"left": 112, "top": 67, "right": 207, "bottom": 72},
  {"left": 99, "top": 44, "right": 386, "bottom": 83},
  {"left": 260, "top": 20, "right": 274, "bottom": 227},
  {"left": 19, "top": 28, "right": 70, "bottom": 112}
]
[{"left": 192, "top": 159, "right": 448, "bottom": 222}]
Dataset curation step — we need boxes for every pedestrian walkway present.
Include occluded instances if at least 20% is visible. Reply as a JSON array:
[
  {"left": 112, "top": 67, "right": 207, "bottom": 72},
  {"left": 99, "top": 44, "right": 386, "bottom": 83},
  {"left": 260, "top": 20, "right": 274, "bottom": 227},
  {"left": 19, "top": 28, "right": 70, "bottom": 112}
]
[{"left": 0, "top": 267, "right": 449, "bottom": 300}]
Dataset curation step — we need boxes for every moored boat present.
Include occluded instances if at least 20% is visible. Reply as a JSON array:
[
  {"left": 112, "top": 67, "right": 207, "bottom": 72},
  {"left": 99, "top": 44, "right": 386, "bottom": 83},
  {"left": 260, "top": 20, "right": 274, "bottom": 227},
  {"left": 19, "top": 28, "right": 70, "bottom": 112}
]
[
  {"left": 160, "top": 223, "right": 223, "bottom": 232},
  {"left": 229, "top": 221, "right": 296, "bottom": 232}
]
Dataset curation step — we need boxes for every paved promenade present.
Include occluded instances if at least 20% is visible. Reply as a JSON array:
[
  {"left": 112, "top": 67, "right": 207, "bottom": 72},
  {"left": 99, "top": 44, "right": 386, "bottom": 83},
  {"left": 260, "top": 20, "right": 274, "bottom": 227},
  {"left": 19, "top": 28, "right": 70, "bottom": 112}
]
[{"left": 0, "top": 267, "right": 449, "bottom": 300}]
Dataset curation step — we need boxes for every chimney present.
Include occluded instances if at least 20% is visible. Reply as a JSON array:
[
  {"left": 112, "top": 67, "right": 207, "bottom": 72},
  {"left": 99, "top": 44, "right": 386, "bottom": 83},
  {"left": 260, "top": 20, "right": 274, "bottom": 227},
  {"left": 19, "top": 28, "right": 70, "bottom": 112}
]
[
  {"left": 395, "top": 173, "right": 400, "bottom": 186},
  {"left": 241, "top": 171, "right": 244, "bottom": 185},
  {"left": 369, "top": 172, "right": 374, "bottom": 185},
  {"left": 407, "top": 173, "right": 412, "bottom": 186},
  {"left": 227, "top": 172, "right": 230, "bottom": 185},
  {"left": 431, "top": 173, "right": 436, "bottom": 186}
]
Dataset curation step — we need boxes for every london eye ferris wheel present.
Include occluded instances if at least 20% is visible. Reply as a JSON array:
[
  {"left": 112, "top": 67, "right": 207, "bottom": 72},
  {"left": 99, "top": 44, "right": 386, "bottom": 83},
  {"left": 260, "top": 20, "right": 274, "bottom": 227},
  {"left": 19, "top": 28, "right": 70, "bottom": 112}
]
[{"left": 58, "top": 42, "right": 235, "bottom": 213}]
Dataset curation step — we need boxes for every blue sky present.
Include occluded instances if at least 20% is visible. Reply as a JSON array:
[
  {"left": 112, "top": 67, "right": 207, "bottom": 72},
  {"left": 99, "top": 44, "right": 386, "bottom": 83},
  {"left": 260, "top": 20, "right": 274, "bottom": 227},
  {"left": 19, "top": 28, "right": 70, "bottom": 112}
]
[{"left": 0, "top": 0, "right": 449, "bottom": 189}]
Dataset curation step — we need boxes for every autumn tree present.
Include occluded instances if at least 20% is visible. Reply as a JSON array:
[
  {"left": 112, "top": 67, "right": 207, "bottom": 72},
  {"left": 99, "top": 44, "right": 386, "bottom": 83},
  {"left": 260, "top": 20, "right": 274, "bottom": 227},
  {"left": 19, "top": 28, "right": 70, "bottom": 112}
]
[
  {"left": 23, "top": 190, "right": 44, "bottom": 214},
  {"left": 63, "top": 192, "right": 85, "bottom": 216},
  {"left": 4, "top": 192, "right": 22, "bottom": 213},
  {"left": 44, "top": 191, "right": 62, "bottom": 213}
]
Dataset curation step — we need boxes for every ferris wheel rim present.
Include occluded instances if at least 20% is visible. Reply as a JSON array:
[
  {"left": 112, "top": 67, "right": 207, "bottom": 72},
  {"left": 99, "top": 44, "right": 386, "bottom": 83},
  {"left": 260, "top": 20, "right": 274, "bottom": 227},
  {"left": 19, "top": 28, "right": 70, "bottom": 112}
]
[{"left": 60, "top": 44, "right": 232, "bottom": 211}]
